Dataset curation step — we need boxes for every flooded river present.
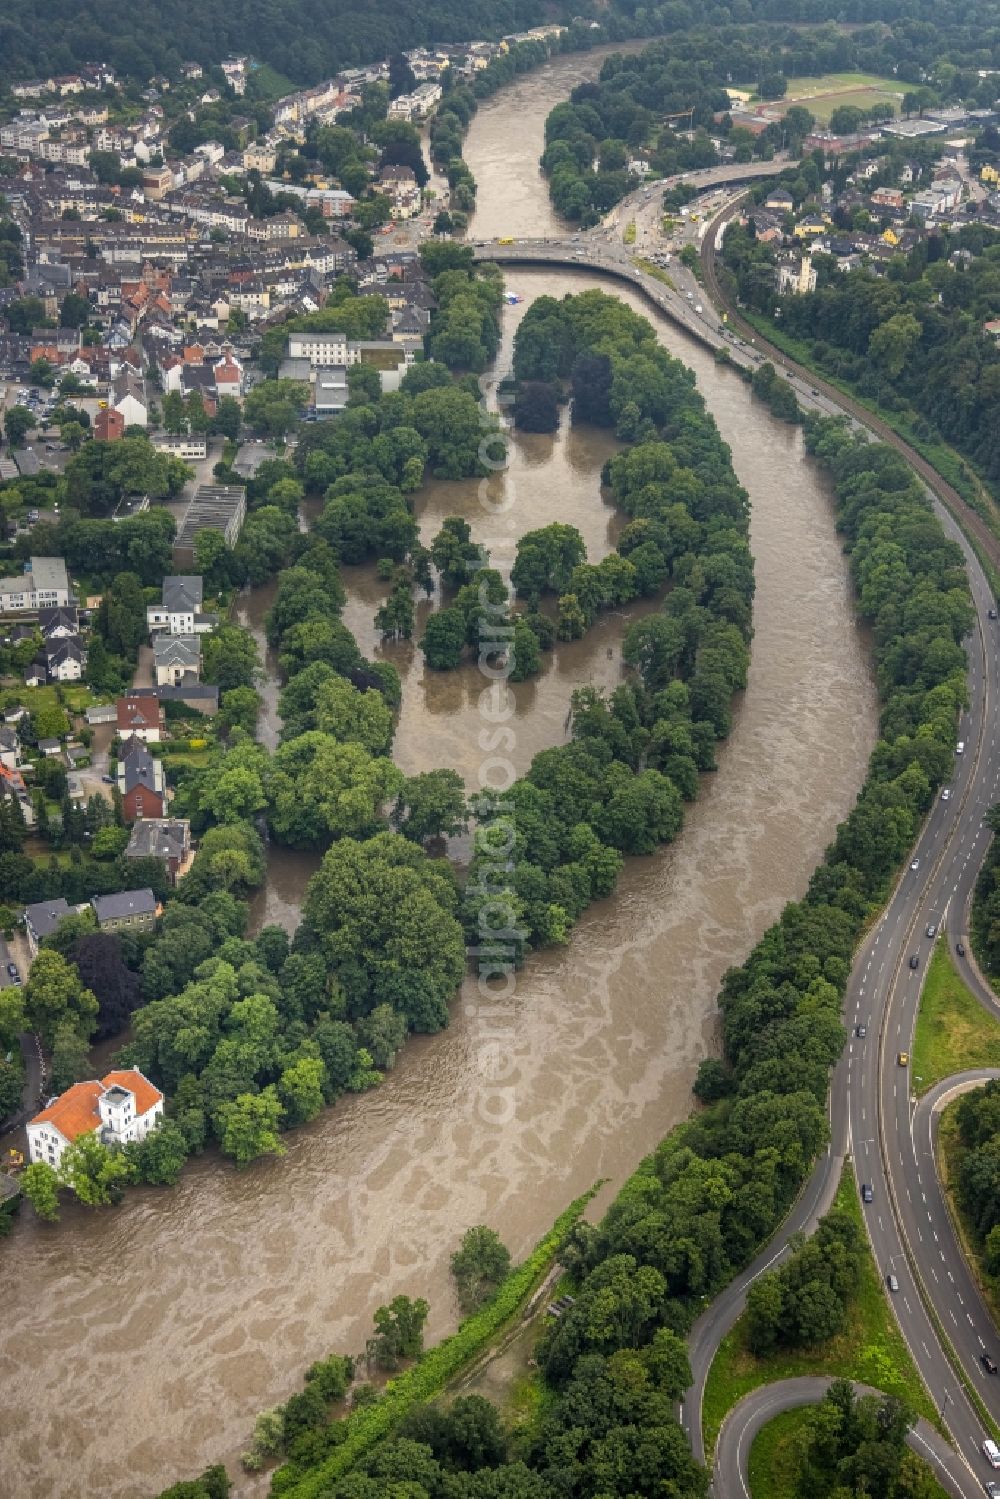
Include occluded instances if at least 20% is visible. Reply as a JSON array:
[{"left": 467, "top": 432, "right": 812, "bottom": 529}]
[{"left": 0, "top": 46, "right": 878, "bottom": 1499}]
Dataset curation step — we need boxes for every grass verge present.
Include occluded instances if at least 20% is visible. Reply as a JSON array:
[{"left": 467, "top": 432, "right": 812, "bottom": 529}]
[
  {"left": 746, "top": 1404, "right": 949, "bottom": 1499},
  {"left": 701, "top": 1160, "right": 937, "bottom": 1458},
  {"left": 634, "top": 257, "right": 676, "bottom": 289},
  {"left": 623, "top": 219, "right": 637, "bottom": 245},
  {"left": 911, "top": 939, "right": 1000, "bottom": 1096},
  {"left": 273, "top": 1187, "right": 598, "bottom": 1498}
]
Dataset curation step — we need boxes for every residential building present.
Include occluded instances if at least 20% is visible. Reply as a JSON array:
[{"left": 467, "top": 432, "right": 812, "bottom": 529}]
[
  {"left": 111, "top": 367, "right": 148, "bottom": 427},
  {"left": 0, "top": 726, "right": 21, "bottom": 770},
  {"left": 777, "top": 253, "right": 818, "bottom": 295},
  {"left": 146, "top": 575, "right": 216, "bottom": 635},
  {"left": 315, "top": 365, "right": 349, "bottom": 413},
  {"left": 94, "top": 407, "right": 125, "bottom": 442},
  {"left": 153, "top": 633, "right": 201, "bottom": 687},
  {"left": 0, "top": 557, "right": 70, "bottom": 613},
  {"left": 142, "top": 164, "right": 174, "bottom": 201},
  {"left": 125, "top": 818, "right": 192, "bottom": 884},
  {"left": 38, "top": 606, "right": 78, "bottom": 640},
  {"left": 91, "top": 887, "right": 157, "bottom": 934},
  {"left": 116, "top": 695, "right": 163, "bottom": 743},
  {"left": 46, "top": 636, "right": 86, "bottom": 681},
  {"left": 27, "top": 1068, "right": 164, "bottom": 1168},
  {"left": 117, "top": 736, "right": 166, "bottom": 820},
  {"left": 24, "top": 896, "right": 73, "bottom": 955}
]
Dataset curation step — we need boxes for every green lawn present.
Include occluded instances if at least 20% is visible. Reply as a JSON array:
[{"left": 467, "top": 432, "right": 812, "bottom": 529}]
[
  {"left": 0, "top": 683, "right": 95, "bottom": 716},
  {"left": 911, "top": 939, "right": 1000, "bottom": 1096},
  {"left": 746, "top": 1408, "right": 805, "bottom": 1499},
  {"left": 701, "top": 1161, "right": 937, "bottom": 1458},
  {"left": 746, "top": 1404, "right": 949, "bottom": 1499},
  {"left": 635, "top": 258, "right": 676, "bottom": 290},
  {"left": 770, "top": 72, "right": 907, "bottom": 124}
]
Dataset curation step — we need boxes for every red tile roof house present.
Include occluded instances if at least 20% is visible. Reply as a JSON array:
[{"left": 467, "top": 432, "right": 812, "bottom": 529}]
[
  {"left": 94, "top": 407, "right": 125, "bottom": 442},
  {"left": 27, "top": 1068, "right": 164, "bottom": 1169},
  {"left": 116, "top": 694, "right": 163, "bottom": 742}
]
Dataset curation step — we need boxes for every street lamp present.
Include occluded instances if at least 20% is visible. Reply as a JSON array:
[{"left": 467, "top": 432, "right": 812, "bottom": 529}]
[{"left": 940, "top": 1388, "right": 951, "bottom": 1421}]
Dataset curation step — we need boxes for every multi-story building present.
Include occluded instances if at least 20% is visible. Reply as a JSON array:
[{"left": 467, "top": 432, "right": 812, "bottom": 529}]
[
  {"left": 0, "top": 558, "right": 70, "bottom": 614},
  {"left": 27, "top": 1068, "right": 164, "bottom": 1169},
  {"left": 117, "top": 737, "right": 166, "bottom": 822},
  {"left": 91, "top": 887, "right": 158, "bottom": 935}
]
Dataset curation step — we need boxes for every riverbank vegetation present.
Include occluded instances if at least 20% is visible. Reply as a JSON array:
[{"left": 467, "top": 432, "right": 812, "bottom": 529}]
[
  {"left": 702, "top": 1166, "right": 936, "bottom": 1456},
  {"left": 166, "top": 408, "right": 969, "bottom": 1497}
]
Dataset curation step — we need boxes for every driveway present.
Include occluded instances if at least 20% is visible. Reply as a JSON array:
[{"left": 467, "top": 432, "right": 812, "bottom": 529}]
[{"left": 132, "top": 645, "right": 154, "bottom": 688}]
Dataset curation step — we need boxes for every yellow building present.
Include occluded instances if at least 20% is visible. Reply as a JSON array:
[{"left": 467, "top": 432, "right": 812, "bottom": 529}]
[{"left": 981, "top": 163, "right": 1000, "bottom": 184}]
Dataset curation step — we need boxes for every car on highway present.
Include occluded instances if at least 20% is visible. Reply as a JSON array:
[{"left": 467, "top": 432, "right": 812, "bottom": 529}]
[
  {"left": 985, "top": 1483, "right": 1000, "bottom": 1499},
  {"left": 886, "top": 1272, "right": 899, "bottom": 1292},
  {"left": 909, "top": 954, "right": 919, "bottom": 969},
  {"left": 984, "top": 1438, "right": 1000, "bottom": 1469},
  {"left": 957, "top": 740, "right": 965, "bottom": 754},
  {"left": 990, "top": 608, "right": 998, "bottom": 620},
  {"left": 861, "top": 1182, "right": 873, "bottom": 1203},
  {"left": 982, "top": 1353, "right": 999, "bottom": 1375},
  {"left": 897, "top": 1051, "right": 909, "bottom": 1066},
  {"left": 926, "top": 923, "right": 937, "bottom": 938},
  {"left": 941, "top": 787, "right": 951, "bottom": 801},
  {"left": 957, "top": 941, "right": 966, "bottom": 956},
  {"left": 910, "top": 858, "right": 920, "bottom": 871},
  {"left": 855, "top": 1023, "right": 867, "bottom": 1038}
]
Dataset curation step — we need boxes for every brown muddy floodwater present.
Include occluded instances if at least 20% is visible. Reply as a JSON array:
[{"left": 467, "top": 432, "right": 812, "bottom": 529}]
[{"left": 0, "top": 46, "right": 878, "bottom": 1499}]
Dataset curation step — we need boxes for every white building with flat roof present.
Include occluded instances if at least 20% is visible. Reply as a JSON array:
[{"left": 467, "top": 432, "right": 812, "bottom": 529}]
[{"left": 0, "top": 557, "right": 70, "bottom": 613}]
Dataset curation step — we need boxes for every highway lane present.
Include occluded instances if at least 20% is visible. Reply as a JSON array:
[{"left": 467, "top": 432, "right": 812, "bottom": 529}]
[{"left": 714, "top": 1378, "right": 971, "bottom": 1499}]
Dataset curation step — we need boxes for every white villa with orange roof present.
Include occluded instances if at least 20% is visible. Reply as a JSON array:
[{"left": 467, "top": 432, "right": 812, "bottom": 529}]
[{"left": 27, "top": 1068, "right": 164, "bottom": 1169}]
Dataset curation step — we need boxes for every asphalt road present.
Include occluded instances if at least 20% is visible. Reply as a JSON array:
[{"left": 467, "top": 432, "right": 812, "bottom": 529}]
[
  {"left": 472, "top": 214, "right": 1000, "bottom": 1492},
  {"left": 715, "top": 1378, "right": 972, "bottom": 1499}
]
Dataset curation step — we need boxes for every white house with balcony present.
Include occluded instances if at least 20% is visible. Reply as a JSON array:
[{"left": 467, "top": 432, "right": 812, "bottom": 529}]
[{"left": 27, "top": 1068, "right": 165, "bottom": 1169}]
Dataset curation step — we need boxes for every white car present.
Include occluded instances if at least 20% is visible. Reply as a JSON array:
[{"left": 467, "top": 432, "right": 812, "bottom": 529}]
[
  {"left": 941, "top": 787, "right": 951, "bottom": 801},
  {"left": 910, "top": 858, "right": 920, "bottom": 871}
]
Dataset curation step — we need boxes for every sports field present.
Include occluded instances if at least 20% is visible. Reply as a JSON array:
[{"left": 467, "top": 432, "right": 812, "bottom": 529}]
[{"left": 762, "top": 71, "right": 908, "bottom": 124}]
